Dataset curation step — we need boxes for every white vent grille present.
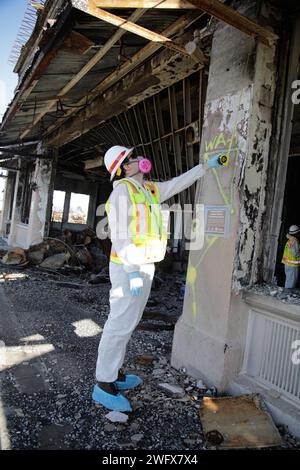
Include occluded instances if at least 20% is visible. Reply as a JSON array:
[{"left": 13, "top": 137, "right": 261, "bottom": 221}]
[{"left": 244, "top": 309, "right": 300, "bottom": 404}]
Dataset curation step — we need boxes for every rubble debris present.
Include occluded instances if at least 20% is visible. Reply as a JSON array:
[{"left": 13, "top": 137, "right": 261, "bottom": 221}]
[
  {"left": 134, "top": 355, "right": 155, "bottom": 365},
  {"left": 143, "top": 310, "right": 177, "bottom": 323},
  {"left": 2, "top": 272, "right": 28, "bottom": 282},
  {"left": 138, "top": 322, "right": 174, "bottom": 332},
  {"left": 10, "top": 229, "right": 111, "bottom": 276},
  {"left": 57, "top": 265, "right": 84, "bottom": 275},
  {"left": 74, "top": 247, "right": 93, "bottom": 269},
  {"left": 158, "top": 383, "right": 185, "bottom": 398},
  {"left": 89, "top": 273, "right": 110, "bottom": 284},
  {"left": 196, "top": 379, "right": 206, "bottom": 390},
  {"left": 30, "top": 239, "right": 66, "bottom": 257},
  {"left": 39, "top": 252, "right": 70, "bottom": 269},
  {"left": 27, "top": 250, "right": 45, "bottom": 265},
  {"left": 245, "top": 283, "right": 300, "bottom": 306},
  {"left": 131, "top": 433, "right": 144, "bottom": 443},
  {"left": 1, "top": 247, "right": 27, "bottom": 266},
  {"left": 105, "top": 411, "right": 129, "bottom": 423},
  {"left": 104, "top": 424, "right": 115, "bottom": 432},
  {"left": 204, "top": 387, "right": 217, "bottom": 397},
  {"left": 200, "top": 394, "right": 283, "bottom": 449},
  {"left": 51, "top": 281, "right": 83, "bottom": 289},
  {"left": 1, "top": 266, "right": 298, "bottom": 450}
]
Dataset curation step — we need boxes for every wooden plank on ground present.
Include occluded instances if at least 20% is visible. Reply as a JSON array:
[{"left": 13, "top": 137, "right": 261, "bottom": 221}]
[{"left": 200, "top": 394, "right": 282, "bottom": 449}]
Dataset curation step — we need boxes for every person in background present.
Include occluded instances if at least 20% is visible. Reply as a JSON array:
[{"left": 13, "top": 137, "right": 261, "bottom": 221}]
[{"left": 282, "top": 225, "right": 300, "bottom": 289}]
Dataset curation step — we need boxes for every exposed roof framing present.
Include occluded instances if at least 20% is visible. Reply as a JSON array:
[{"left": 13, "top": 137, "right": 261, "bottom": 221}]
[
  {"left": 45, "top": 28, "right": 205, "bottom": 146},
  {"left": 85, "top": 0, "right": 279, "bottom": 47},
  {"left": 1, "top": 2, "right": 73, "bottom": 133},
  {"left": 73, "top": 0, "right": 190, "bottom": 56},
  {"left": 188, "top": 0, "right": 278, "bottom": 47},
  {"left": 90, "top": 0, "right": 197, "bottom": 7},
  {"left": 20, "top": 8, "right": 148, "bottom": 139},
  {"left": 1, "top": 4, "right": 205, "bottom": 146},
  {"left": 44, "top": 11, "right": 206, "bottom": 141}
]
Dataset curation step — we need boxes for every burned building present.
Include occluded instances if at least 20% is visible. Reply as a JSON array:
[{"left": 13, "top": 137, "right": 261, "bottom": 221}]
[{"left": 0, "top": 0, "right": 300, "bottom": 436}]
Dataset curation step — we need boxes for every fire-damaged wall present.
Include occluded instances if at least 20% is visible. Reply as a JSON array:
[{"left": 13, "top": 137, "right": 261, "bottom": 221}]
[
  {"left": 172, "top": 0, "right": 281, "bottom": 389},
  {"left": 235, "top": 1, "right": 280, "bottom": 288},
  {"left": 8, "top": 154, "right": 55, "bottom": 249}
]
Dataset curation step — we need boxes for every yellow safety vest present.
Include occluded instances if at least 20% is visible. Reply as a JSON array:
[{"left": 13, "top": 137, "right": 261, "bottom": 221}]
[
  {"left": 282, "top": 238, "right": 300, "bottom": 266},
  {"left": 105, "top": 178, "right": 167, "bottom": 265}
]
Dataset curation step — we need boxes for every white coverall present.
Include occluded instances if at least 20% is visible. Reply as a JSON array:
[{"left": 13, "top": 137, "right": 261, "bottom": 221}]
[{"left": 96, "top": 164, "right": 206, "bottom": 382}]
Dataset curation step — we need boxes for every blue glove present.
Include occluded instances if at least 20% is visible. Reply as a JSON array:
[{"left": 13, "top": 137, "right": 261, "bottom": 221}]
[
  {"left": 207, "top": 154, "right": 222, "bottom": 169},
  {"left": 129, "top": 272, "right": 143, "bottom": 297}
]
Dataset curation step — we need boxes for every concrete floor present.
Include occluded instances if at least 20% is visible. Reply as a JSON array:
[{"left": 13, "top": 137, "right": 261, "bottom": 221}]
[{"left": 0, "top": 266, "right": 299, "bottom": 451}]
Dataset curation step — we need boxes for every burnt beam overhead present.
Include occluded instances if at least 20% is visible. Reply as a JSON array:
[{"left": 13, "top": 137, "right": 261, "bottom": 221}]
[{"left": 77, "top": 0, "right": 279, "bottom": 47}]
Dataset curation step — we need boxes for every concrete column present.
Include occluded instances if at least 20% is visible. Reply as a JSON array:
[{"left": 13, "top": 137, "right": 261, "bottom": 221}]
[
  {"left": 0, "top": 172, "right": 15, "bottom": 236},
  {"left": 171, "top": 0, "right": 280, "bottom": 389},
  {"left": 7, "top": 169, "right": 20, "bottom": 246},
  {"left": 26, "top": 151, "right": 56, "bottom": 247}
]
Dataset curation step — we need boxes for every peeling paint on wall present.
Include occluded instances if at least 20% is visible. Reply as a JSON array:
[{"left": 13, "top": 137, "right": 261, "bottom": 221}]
[
  {"left": 234, "top": 38, "right": 278, "bottom": 290},
  {"left": 28, "top": 158, "right": 53, "bottom": 246},
  {"left": 185, "top": 86, "right": 252, "bottom": 320}
]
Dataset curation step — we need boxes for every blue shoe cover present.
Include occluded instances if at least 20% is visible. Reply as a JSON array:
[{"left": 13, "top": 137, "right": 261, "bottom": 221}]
[
  {"left": 115, "top": 374, "right": 143, "bottom": 390},
  {"left": 92, "top": 384, "right": 132, "bottom": 412}
]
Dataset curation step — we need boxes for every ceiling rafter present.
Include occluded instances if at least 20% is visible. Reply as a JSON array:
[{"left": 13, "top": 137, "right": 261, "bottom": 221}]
[
  {"left": 44, "top": 11, "right": 205, "bottom": 140},
  {"left": 78, "top": 0, "right": 191, "bottom": 57},
  {"left": 20, "top": 8, "right": 147, "bottom": 139},
  {"left": 88, "top": 0, "right": 279, "bottom": 47}
]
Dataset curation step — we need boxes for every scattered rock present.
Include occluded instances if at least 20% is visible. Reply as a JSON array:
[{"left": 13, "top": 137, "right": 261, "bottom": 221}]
[
  {"left": 40, "top": 253, "right": 70, "bottom": 269},
  {"left": 196, "top": 380, "right": 206, "bottom": 390},
  {"left": 2, "top": 248, "right": 27, "bottom": 266},
  {"left": 28, "top": 250, "right": 45, "bottom": 265},
  {"left": 135, "top": 355, "right": 155, "bottom": 365},
  {"left": 1, "top": 267, "right": 298, "bottom": 451},
  {"left": 183, "top": 438, "right": 197, "bottom": 446},
  {"left": 152, "top": 368, "right": 165, "bottom": 377},
  {"left": 105, "top": 411, "right": 129, "bottom": 423},
  {"left": 104, "top": 424, "right": 116, "bottom": 432},
  {"left": 130, "top": 422, "right": 140, "bottom": 431},
  {"left": 158, "top": 383, "right": 185, "bottom": 398},
  {"left": 131, "top": 433, "right": 144, "bottom": 443},
  {"left": 89, "top": 274, "right": 110, "bottom": 285}
]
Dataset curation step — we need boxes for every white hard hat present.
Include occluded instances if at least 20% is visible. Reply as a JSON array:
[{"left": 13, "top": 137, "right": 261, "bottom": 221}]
[
  {"left": 104, "top": 145, "right": 134, "bottom": 181},
  {"left": 288, "top": 225, "right": 300, "bottom": 235}
]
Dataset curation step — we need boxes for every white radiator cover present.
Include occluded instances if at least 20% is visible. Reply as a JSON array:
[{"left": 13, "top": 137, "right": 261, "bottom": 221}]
[{"left": 243, "top": 305, "right": 300, "bottom": 405}]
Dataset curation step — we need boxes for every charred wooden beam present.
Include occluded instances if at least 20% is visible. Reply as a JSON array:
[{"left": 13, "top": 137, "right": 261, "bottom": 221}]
[
  {"left": 20, "top": 9, "right": 147, "bottom": 140},
  {"left": 45, "top": 38, "right": 203, "bottom": 146},
  {"left": 86, "top": 0, "right": 279, "bottom": 47},
  {"left": 91, "top": 0, "right": 196, "bottom": 7},
  {"left": 44, "top": 11, "right": 205, "bottom": 139},
  {"left": 62, "top": 30, "right": 95, "bottom": 55},
  {"left": 187, "top": 0, "right": 278, "bottom": 47},
  {"left": 72, "top": 0, "right": 190, "bottom": 56}
]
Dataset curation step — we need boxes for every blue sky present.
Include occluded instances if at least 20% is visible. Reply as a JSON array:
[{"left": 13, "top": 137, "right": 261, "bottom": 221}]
[{"left": 0, "top": 0, "right": 28, "bottom": 119}]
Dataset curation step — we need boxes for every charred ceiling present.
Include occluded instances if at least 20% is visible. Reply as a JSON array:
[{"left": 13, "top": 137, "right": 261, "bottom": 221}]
[{"left": 0, "top": 3, "right": 206, "bottom": 146}]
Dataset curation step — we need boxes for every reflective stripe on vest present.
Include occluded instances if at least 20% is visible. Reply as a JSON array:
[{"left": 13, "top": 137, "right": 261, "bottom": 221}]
[
  {"left": 105, "top": 179, "right": 165, "bottom": 264},
  {"left": 282, "top": 239, "right": 300, "bottom": 266}
]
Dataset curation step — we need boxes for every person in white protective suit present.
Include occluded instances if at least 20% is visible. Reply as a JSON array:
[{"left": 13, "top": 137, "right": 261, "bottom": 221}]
[{"left": 92, "top": 145, "right": 224, "bottom": 412}]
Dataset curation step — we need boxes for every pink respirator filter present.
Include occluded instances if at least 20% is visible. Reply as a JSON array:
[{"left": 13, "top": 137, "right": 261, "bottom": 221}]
[{"left": 138, "top": 157, "right": 152, "bottom": 174}]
